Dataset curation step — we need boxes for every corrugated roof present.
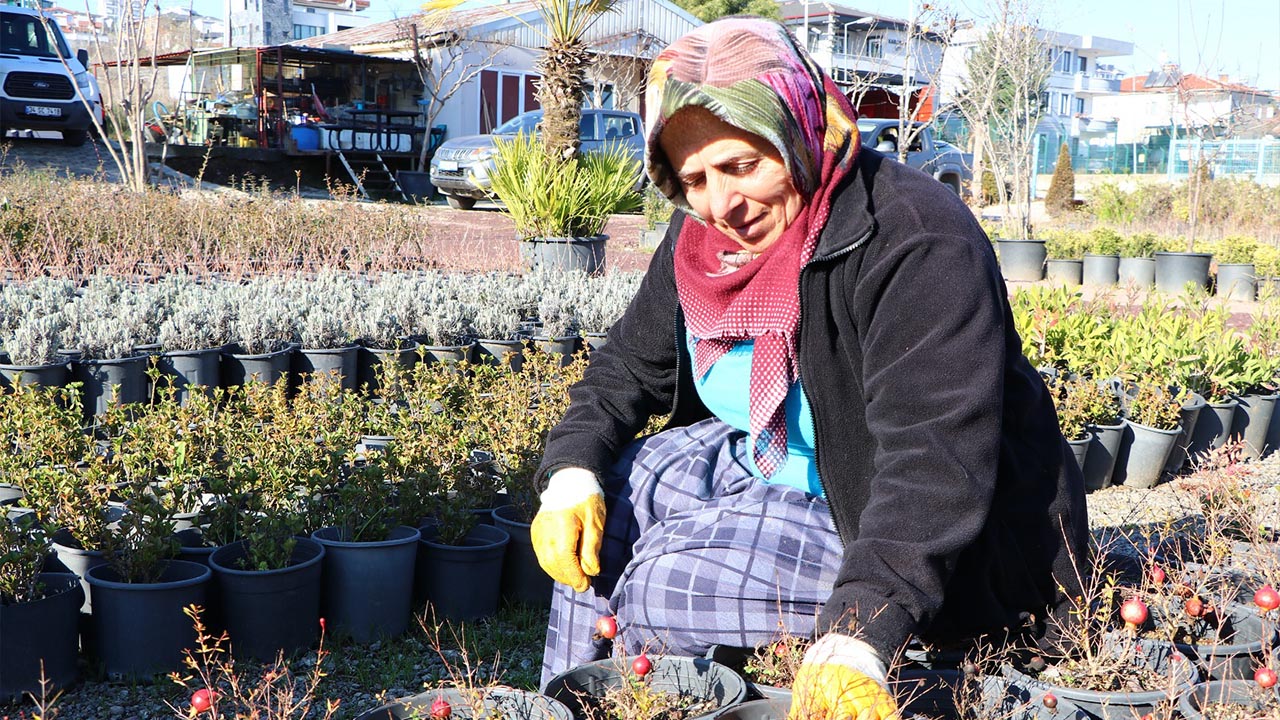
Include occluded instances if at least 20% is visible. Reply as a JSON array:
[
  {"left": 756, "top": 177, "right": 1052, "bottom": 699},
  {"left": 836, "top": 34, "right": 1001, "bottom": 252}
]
[{"left": 288, "top": 1, "right": 540, "bottom": 49}]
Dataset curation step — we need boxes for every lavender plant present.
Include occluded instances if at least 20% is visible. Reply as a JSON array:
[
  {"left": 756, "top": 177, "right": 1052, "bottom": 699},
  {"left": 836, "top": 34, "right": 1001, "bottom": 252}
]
[{"left": 4, "top": 312, "right": 67, "bottom": 366}]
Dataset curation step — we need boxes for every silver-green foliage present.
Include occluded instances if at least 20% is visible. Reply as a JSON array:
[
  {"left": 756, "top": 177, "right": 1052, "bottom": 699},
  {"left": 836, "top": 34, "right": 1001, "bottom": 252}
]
[{"left": 5, "top": 312, "right": 67, "bottom": 366}]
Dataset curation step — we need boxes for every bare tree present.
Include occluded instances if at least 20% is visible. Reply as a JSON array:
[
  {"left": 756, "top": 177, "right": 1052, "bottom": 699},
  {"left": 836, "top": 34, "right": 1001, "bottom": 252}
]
[
  {"left": 408, "top": 15, "right": 508, "bottom": 172},
  {"left": 893, "top": 3, "right": 957, "bottom": 165},
  {"left": 585, "top": 32, "right": 660, "bottom": 112},
  {"left": 50, "top": 0, "right": 165, "bottom": 193},
  {"left": 952, "top": 0, "right": 1050, "bottom": 239}
]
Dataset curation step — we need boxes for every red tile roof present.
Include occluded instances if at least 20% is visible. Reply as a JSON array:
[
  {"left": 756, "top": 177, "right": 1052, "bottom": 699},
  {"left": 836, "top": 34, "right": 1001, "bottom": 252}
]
[{"left": 1123, "top": 68, "right": 1271, "bottom": 96}]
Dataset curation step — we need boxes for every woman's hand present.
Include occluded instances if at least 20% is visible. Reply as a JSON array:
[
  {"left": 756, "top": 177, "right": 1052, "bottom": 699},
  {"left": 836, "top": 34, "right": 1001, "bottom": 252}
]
[
  {"left": 788, "top": 634, "right": 898, "bottom": 720},
  {"left": 529, "top": 468, "right": 606, "bottom": 593}
]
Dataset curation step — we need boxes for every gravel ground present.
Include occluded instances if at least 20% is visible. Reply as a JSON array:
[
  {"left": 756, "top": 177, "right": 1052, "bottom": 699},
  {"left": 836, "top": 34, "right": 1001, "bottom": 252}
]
[{"left": 5, "top": 450, "right": 1277, "bottom": 720}]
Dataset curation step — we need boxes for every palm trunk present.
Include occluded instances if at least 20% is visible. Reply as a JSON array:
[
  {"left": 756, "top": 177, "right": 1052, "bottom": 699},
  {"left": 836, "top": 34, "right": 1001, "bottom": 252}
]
[{"left": 536, "top": 38, "right": 590, "bottom": 160}]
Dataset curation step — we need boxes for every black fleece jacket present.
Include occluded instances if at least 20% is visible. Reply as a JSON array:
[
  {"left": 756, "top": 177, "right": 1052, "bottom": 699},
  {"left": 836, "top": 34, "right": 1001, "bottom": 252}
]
[{"left": 537, "top": 149, "right": 1089, "bottom": 661}]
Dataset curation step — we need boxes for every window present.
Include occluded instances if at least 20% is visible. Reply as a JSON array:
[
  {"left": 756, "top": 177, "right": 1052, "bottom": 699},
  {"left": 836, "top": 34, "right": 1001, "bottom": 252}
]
[
  {"left": 866, "top": 34, "right": 882, "bottom": 58},
  {"left": 578, "top": 113, "right": 596, "bottom": 141},
  {"left": 293, "top": 23, "right": 322, "bottom": 39},
  {"left": 602, "top": 114, "right": 637, "bottom": 139},
  {"left": 1058, "top": 93, "right": 1070, "bottom": 115},
  {"left": 0, "top": 12, "right": 72, "bottom": 58},
  {"left": 1054, "top": 48, "right": 1073, "bottom": 74},
  {"left": 1075, "top": 97, "right": 1085, "bottom": 115},
  {"left": 1077, "top": 55, "right": 1087, "bottom": 73}
]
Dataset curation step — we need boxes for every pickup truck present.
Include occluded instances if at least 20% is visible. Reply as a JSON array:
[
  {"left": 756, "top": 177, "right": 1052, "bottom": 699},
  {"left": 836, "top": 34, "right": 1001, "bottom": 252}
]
[{"left": 856, "top": 119, "right": 972, "bottom": 196}]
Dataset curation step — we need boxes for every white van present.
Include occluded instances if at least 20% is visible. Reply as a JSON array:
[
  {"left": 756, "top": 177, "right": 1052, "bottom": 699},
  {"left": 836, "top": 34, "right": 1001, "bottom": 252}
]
[{"left": 0, "top": 5, "right": 102, "bottom": 146}]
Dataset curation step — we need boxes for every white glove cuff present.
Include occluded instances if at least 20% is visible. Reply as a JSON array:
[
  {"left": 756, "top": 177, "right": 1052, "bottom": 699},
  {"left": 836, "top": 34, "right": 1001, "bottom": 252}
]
[
  {"left": 539, "top": 467, "right": 603, "bottom": 511},
  {"left": 803, "top": 633, "right": 888, "bottom": 687}
]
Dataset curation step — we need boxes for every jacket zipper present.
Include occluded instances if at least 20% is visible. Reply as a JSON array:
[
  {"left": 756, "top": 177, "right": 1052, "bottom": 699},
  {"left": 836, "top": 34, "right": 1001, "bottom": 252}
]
[
  {"left": 798, "top": 226, "right": 875, "bottom": 549},
  {"left": 667, "top": 308, "right": 681, "bottom": 429}
]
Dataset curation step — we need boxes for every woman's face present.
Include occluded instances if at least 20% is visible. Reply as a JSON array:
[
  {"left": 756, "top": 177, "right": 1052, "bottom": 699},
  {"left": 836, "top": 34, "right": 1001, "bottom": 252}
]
[{"left": 659, "top": 107, "right": 804, "bottom": 254}]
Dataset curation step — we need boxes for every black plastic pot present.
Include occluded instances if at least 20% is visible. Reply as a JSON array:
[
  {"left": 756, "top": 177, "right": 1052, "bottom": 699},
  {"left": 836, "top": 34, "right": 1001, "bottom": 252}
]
[
  {"left": 1216, "top": 263, "right": 1257, "bottom": 302},
  {"left": 0, "top": 482, "right": 24, "bottom": 506},
  {"left": 156, "top": 347, "right": 222, "bottom": 404},
  {"left": 1189, "top": 397, "right": 1240, "bottom": 459},
  {"left": 1155, "top": 252, "right": 1213, "bottom": 295},
  {"left": 1170, "top": 603, "right": 1272, "bottom": 681},
  {"left": 0, "top": 573, "right": 83, "bottom": 703},
  {"left": 1113, "top": 420, "right": 1180, "bottom": 489},
  {"left": 72, "top": 354, "right": 149, "bottom": 422},
  {"left": 1232, "top": 392, "right": 1277, "bottom": 461},
  {"left": 1004, "top": 637, "right": 1199, "bottom": 720},
  {"left": 312, "top": 525, "right": 420, "bottom": 643},
  {"left": 358, "top": 341, "right": 419, "bottom": 395},
  {"left": 50, "top": 527, "right": 110, "bottom": 613},
  {"left": 519, "top": 235, "right": 608, "bottom": 276},
  {"left": 355, "top": 687, "right": 573, "bottom": 720},
  {"left": 395, "top": 170, "right": 436, "bottom": 204},
  {"left": 545, "top": 655, "right": 747, "bottom": 720},
  {"left": 530, "top": 335, "right": 582, "bottom": 367},
  {"left": 0, "top": 358, "right": 69, "bottom": 389},
  {"left": 415, "top": 523, "right": 508, "bottom": 622},
  {"left": 1166, "top": 393, "right": 1206, "bottom": 475},
  {"left": 419, "top": 343, "right": 470, "bottom": 365},
  {"left": 295, "top": 344, "right": 359, "bottom": 390},
  {"left": 491, "top": 504, "right": 553, "bottom": 607},
  {"left": 474, "top": 338, "right": 524, "bottom": 371},
  {"left": 174, "top": 528, "right": 217, "bottom": 567},
  {"left": 1082, "top": 253, "right": 1120, "bottom": 287},
  {"left": 85, "top": 559, "right": 210, "bottom": 681},
  {"left": 1082, "top": 420, "right": 1126, "bottom": 492},
  {"left": 583, "top": 332, "right": 608, "bottom": 353},
  {"left": 221, "top": 343, "right": 293, "bottom": 387},
  {"left": 1178, "top": 680, "right": 1280, "bottom": 720},
  {"left": 1067, "top": 436, "right": 1090, "bottom": 476},
  {"left": 1118, "top": 257, "right": 1156, "bottom": 288},
  {"left": 208, "top": 537, "right": 325, "bottom": 661},
  {"left": 1046, "top": 259, "right": 1083, "bottom": 286},
  {"left": 996, "top": 239, "right": 1046, "bottom": 282}
]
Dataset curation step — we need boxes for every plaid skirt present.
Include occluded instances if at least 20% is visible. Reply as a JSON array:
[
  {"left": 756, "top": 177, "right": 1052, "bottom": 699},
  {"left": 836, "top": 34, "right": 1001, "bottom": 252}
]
[{"left": 540, "top": 418, "right": 843, "bottom": 688}]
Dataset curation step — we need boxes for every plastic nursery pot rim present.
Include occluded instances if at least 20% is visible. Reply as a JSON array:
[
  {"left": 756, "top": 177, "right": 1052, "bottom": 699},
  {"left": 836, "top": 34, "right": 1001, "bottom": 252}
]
[
  {"left": 418, "top": 522, "right": 510, "bottom": 551},
  {"left": 208, "top": 537, "right": 326, "bottom": 577},
  {"left": 311, "top": 524, "right": 421, "bottom": 548},
  {"left": 84, "top": 558, "right": 211, "bottom": 590}
]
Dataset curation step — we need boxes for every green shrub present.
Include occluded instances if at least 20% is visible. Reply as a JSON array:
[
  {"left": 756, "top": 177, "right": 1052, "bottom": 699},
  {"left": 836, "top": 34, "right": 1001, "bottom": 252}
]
[
  {"left": 1085, "top": 182, "right": 1133, "bottom": 224},
  {"left": 1212, "top": 235, "right": 1260, "bottom": 265},
  {"left": 488, "top": 133, "right": 642, "bottom": 240},
  {"left": 1119, "top": 232, "right": 1162, "bottom": 259},
  {"left": 1125, "top": 382, "right": 1184, "bottom": 431},
  {"left": 1087, "top": 227, "right": 1124, "bottom": 256},
  {"left": 1042, "top": 229, "right": 1087, "bottom": 260},
  {"left": 981, "top": 170, "right": 1002, "bottom": 205},
  {"left": 1045, "top": 143, "right": 1076, "bottom": 217},
  {"left": 1254, "top": 244, "right": 1280, "bottom": 279},
  {"left": 1052, "top": 376, "right": 1121, "bottom": 440}
]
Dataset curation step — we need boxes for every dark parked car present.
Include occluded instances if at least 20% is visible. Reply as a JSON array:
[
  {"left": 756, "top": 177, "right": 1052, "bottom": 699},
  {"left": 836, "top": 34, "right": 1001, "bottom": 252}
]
[{"left": 430, "top": 108, "right": 645, "bottom": 210}]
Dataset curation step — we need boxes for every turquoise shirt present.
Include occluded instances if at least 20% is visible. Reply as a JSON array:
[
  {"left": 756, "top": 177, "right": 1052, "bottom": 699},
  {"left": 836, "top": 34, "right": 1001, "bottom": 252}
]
[{"left": 687, "top": 335, "right": 822, "bottom": 497}]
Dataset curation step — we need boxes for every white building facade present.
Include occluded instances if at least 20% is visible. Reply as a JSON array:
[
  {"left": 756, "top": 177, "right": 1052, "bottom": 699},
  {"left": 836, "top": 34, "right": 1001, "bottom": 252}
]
[{"left": 938, "top": 25, "right": 1133, "bottom": 173}]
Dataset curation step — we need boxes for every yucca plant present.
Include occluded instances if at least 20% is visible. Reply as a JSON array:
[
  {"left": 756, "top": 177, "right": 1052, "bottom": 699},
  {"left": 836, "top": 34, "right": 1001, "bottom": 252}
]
[{"left": 487, "top": 132, "right": 641, "bottom": 240}]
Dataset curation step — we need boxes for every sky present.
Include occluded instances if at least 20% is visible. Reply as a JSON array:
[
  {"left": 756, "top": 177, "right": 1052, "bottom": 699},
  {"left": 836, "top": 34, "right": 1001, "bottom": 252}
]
[{"left": 182, "top": 0, "right": 1280, "bottom": 93}]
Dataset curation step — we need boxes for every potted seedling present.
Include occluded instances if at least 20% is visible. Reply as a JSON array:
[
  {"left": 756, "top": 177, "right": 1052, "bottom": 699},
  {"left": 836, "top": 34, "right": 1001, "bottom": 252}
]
[
  {"left": 1044, "top": 230, "right": 1086, "bottom": 287},
  {"left": 544, "top": 620, "right": 747, "bottom": 720},
  {"left": 1213, "top": 236, "right": 1260, "bottom": 302},
  {"left": 1118, "top": 232, "right": 1162, "bottom": 288},
  {"left": 1114, "top": 382, "right": 1185, "bottom": 489},
  {"left": 155, "top": 292, "right": 234, "bottom": 404},
  {"left": 0, "top": 515, "right": 82, "bottom": 703},
  {"left": 470, "top": 303, "right": 525, "bottom": 371},
  {"left": 1082, "top": 227, "right": 1123, "bottom": 288},
  {"left": 222, "top": 283, "right": 297, "bottom": 387},
  {"left": 0, "top": 312, "right": 70, "bottom": 389}
]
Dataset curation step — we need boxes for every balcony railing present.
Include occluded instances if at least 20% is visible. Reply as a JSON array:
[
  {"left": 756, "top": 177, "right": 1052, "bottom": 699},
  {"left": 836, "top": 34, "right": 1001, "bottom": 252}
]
[{"left": 1073, "top": 73, "right": 1120, "bottom": 95}]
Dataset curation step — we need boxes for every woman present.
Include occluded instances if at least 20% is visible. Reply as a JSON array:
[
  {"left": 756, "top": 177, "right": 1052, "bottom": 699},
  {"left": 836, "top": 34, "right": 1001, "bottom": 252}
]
[{"left": 530, "top": 17, "right": 1087, "bottom": 719}]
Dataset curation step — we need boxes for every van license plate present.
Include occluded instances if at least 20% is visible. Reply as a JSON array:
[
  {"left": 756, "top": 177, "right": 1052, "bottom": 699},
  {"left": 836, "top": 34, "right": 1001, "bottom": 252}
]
[
  {"left": 438, "top": 160, "right": 458, "bottom": 171},
  {"left": 26, "top": 106, "right": 61, "bottom": 117}
]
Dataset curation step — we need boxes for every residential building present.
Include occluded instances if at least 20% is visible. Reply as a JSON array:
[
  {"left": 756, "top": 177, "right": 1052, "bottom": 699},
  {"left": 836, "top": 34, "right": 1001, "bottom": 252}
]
[
  {"left": 290, "top": 0, "right": 700, "bottom": 139},
  {"left": 227, "top": 0, "right": 371, "bottom": 48},
  {"left": 1093, "top": 64, "right": 1277, "bottom": 142},
  {"left": 938, "top": 24, "right": 1132, "bottom": 173},
  {"left": 778, "top": 2, "right": 947, "bottom": 118}
]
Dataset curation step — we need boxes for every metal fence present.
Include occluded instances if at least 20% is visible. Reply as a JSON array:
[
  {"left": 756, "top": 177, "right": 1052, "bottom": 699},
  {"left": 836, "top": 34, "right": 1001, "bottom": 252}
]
[{"left": 1167, "top": 139, "right": 1280, "bottom": 183}]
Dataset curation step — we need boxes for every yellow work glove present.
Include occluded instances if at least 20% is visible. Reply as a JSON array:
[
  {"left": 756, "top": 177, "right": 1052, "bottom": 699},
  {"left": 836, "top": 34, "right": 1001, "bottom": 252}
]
[
  {"left": 529, "top": 468, "right": 606, "bottom": 593},
  {"left": 789, "top": 634, "right": 899, "bottom": 720}
]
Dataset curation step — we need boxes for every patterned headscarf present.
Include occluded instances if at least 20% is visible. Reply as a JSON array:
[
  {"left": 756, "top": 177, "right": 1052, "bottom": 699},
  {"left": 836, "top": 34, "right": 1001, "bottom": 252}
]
[{"left": 646, "top": 17, "right": 860, "bottom": 478}]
